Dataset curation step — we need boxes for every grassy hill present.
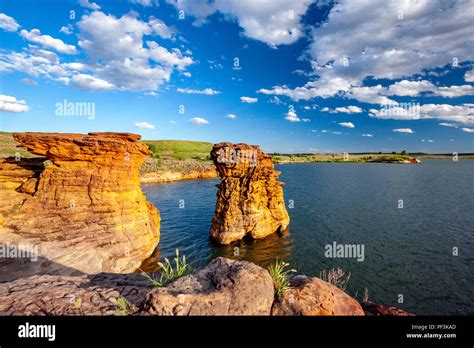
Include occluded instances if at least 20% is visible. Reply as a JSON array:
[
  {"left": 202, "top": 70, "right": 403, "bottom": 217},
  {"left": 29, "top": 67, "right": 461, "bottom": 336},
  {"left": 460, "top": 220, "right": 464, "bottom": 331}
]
[{"left": 143, "top": 140, "right": 213, "bottom": 162}]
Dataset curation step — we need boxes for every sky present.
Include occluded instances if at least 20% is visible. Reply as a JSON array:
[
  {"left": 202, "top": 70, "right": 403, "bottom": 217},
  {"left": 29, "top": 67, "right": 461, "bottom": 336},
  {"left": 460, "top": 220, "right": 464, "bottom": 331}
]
[{"left": 0, "top": 0, "right": 473, "bottom": 153}]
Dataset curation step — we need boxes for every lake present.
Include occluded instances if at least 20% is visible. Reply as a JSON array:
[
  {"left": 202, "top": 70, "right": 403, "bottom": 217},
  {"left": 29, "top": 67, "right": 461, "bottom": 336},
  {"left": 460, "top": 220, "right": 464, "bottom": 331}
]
[{"left": 142, "top": 159, "right": 474, "bottom": 315}]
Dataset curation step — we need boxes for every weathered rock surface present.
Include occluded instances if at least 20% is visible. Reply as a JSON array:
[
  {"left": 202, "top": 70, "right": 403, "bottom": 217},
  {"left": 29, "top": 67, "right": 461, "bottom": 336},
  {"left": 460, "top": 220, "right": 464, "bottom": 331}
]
[
  {"left": 271, "top": 275, "right": 365, "bottom": 316},
  {"left": 209, "top": 143, "right": 290, "bottom": 245},
  {"left": 0, "top": 273, "right": 152, "bottom": 315},
  {"left": 362, "top": 301, "right": 414, "bottom": 316},
  {"left": 142, "top": 257, "right": 275, "bottom": 315},
  {"left": 0, "top": 132, "right": 160, "bottom": 274}
]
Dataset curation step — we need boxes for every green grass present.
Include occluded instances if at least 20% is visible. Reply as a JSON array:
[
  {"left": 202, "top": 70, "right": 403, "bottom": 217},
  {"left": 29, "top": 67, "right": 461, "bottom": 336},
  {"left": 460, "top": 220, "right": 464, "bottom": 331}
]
[
  {"left": 0, "top": 132, "right": 35, "bottom": 158},
  {"left": 140, "top": 249, "right": 190, "bottom": 287},
  {"left": 268, "top": 260, "right": 297, "bottom": 299},
  {"left": 142, "top": 140, "right": 213, "bottom": 162}
]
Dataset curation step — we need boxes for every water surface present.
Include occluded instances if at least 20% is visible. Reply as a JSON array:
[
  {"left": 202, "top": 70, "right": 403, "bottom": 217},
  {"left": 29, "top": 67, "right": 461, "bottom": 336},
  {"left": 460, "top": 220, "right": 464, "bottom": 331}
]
[{"left": 142, "top": 159, "right": 474, "bottom": 315}]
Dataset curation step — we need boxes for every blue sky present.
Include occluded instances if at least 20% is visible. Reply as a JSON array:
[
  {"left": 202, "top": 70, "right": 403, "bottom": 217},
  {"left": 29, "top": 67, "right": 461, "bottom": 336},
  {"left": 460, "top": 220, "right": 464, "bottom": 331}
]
[{"left": 0, "top": 0, "right": 473, "bottom": 153}]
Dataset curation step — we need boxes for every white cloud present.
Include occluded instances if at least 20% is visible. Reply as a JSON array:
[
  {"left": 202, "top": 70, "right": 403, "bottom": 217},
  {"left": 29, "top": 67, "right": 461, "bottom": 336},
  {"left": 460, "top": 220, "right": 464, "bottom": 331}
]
[
  {"left": 59, "top": 24, "right": 73, "bottom": 35},
  {"left": 225, "top": 114, "right": 237, "bottom": 119},
  {"left": 134, "top": 121, "right": 155, "bottom": 129},
  {"left": 76, "top": 11, "right": 193, "bottom": 91},
  {"left": 439, "top": 122, "right": 458, "bottom": 128},
  {"left": 177, "top": 87, "right": 220, "bottom": 95},
  {"left": 258, "top": 1, "right": 474, "bottom": 104},
  {"left": 339, "top": 122, "right": 355, "bottom": 128},
  {"left": 393, "top": 128, "right": 414, "bottom": 134},
  {"left": 149, "top": 18, "right": 176, "bottom": 39},
  {"left": 190, "top": 117, "right": 209, "bottom": 124},
  {"left": 20, "top": 29, "right": 78, "bottom": 54},
  {"left": 130, "top": 0, "right": 155, "bottom": 6},
  {"left": 462, "top": 127, "right": 474, "bottom": 133},
  {"left": 465, "top": 70, "right": 474, "bottom": 82},
  {"left": 241, "top": 96, "right": 258, "bottom": 103},
  {"left": 0, "top": 95, "right": 29, "bottom": 112},
  {"left": 71, "top": 73, "right": 115, "bottom": 90},
  {"left": 182, "top": 71, "right": 191, "bottom": 77},
  {"left": 362, "top": 133, "right": 373, "bottom": 137},
  {"left": 301, "top": 118, "right": 311, "bottom": 122},
  {"left": 0, "top": 13, "right": 20, "bottom": 32},
  {"left": 369, "top": 103, "right": 474, "bottom": 126},
  {"left": 285, "top": 111, "right": 300, "bottom": 122},
  {"left": 79, "top": 0, "right": 101, "bottom": 10},
  {"left": 334, "top": 106, "right": 363, "bottom": 114},
  {"left": 167, "top": 0, "right": 317, "bottom": 46}
]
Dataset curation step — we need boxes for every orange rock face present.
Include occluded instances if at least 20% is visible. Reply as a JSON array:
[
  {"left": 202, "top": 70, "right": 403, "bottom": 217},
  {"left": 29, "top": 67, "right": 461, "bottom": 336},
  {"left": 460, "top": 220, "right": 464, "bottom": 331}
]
[
  {"left": 0, "top": 132, "right": 160, "bottom": 274},
  {"left": 209, "top": 143, "right": 290, "bottom": 245}
]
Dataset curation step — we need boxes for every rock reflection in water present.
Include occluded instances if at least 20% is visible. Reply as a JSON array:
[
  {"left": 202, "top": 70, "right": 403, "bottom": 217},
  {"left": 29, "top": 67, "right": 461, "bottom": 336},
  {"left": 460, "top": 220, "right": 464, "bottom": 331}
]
[{"left": 210, "top": 228, "right": 292, "bottom": 269}]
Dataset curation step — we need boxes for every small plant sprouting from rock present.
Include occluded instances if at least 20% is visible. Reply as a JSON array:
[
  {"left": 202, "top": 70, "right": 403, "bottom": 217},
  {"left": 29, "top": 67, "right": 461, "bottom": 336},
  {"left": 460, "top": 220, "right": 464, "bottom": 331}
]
[
  {"left": 141, "top": 249, "right": 189, "bottom": 287},
  {"left": 363, "top": 287, "right": 369, "bottom": 303},
  {"left": 114, "top": 296, "right": 137, "bottom": 315},
  {"left": 268, "top": 260, "right": 296, "bottom": 299},
  {"left": 319, "top": 267, "right": 351, "bottom": 291}
]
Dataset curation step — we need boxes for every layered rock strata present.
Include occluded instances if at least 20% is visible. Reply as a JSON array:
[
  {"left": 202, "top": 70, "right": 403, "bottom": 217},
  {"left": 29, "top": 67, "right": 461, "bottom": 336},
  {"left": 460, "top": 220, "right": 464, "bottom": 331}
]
[
  {"left": 209, "top": 143, "right": 290, "bottom": 244},
  {"left": 0, "top": 132, "right": 160, "bottom": 274}
]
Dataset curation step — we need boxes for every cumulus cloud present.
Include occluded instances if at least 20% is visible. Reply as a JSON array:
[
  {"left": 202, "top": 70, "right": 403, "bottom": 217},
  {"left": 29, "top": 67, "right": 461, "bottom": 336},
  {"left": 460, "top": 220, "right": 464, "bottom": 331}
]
[
  {"left": 20, "top": 29, "right": 78, "bottom": 54},
  {"left": 71, "top": 73, "right": 115, "bottom": 90},
  {"left": 225, "top": 114, "right": 237, "bottom": 119},
  {"left": 439, "top": 122, "right": 458, "bottom": 128},
  {"left": 134, "top": 121, "right": 155, "bottom": 129},
  {"left": 0, "top": 13, "right": 20, "bottom": 32},
  {"left": 0, "top": 95, "right": 29, "bottom": 112},
  {"left": 321, "top": 105, "right": 363, "bottom": 113},
  {"left": 166, "top": 0, "right": 317, "bottom": 46},
  {"left": 465, "top": 70, "right": 474, "bottom": 82},
  {"left": 75, "top": 11, "right": 193, "bottom": 91},
  {"left": 393, "top": 128, "right": 414, "bottom": 134},
  {"left": 362, "top": 133, "right": 373, "bottom": 137},
  {"left": 240, "top": 96, "right": 257, "bottom": 103},
  {"left": 462, "top": 127, "right": 474, "bottom": 133},
  {"left": 339, "top": 122, "right": 355, "bottom": 128},
  {"left": 257, "top": 1, "right": 474, "bottom": 104},
  {"left": 177, "top": 87, "right": 220, "bottom": 95},
  {"left": 285, "top": 111, "right": 300, "bottom": 122},
  {"left": 369, "top": 103, "right": 474, "bottom": 126},
  {"left": 78, "top": 0, "right": 101, "bottom": 10},
  {"left": 59, "top": 24, "right": 73, "bottom": 35},
  {"left": 190, "top": 117, "right": 209, "bottom": 124}
]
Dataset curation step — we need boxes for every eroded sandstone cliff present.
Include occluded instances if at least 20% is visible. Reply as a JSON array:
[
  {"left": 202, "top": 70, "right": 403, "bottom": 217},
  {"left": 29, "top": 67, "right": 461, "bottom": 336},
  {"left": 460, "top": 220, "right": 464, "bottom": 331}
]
[
  {"left": 209, "top": 143, "right": 290, "bottom": 244},
  {"left": 0, "top": 132, "right": 160, "bottom": 274}
]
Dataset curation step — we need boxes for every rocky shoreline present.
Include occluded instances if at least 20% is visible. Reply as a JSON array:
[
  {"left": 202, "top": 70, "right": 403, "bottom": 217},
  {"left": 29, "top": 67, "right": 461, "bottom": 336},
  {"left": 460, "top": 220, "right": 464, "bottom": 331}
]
[{"left": 0, "top": 257, "right": 413, "bottom": 316}]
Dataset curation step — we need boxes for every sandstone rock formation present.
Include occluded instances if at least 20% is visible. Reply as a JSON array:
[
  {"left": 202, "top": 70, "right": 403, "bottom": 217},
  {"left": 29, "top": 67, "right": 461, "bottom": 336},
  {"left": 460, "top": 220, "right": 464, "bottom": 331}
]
[
  {"left": 143, "top": 257, "right": 274, "bottom": 315},
  {"left": 0, "top": 132, "right": 160, "bottom": 274},
  {"left": 271, "top": 275, "right": 365, "bottom": 316},
  {"left": 209, "top": 143, "right": 290, "bottom": 244}
]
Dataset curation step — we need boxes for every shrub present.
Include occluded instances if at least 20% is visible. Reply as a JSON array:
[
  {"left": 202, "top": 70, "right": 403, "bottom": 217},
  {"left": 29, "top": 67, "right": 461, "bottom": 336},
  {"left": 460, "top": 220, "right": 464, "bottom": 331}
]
[
  {"left": 319, "top": 267, "right": 351, "bottom": 291},
  {"left": 268, "top": 260, "right": 297, "bottom": 298},
  {"left": 140, "top": 249, "right": 189, "bottom": 287}
]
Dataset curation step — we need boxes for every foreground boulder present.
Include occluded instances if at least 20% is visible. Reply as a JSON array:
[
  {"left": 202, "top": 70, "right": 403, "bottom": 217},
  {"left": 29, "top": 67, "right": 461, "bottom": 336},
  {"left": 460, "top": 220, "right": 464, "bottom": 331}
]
[
  {"left": 0, "top": 132, "right": 160, "bottom": 274},
  {"left": 142, "top": 257, "right": 274, "bottom": 315},
  {"left": 209, "top": 143, "right": 290, "bottom": 244},
  {"left": 362, "top": 301, "right": 414, "bottom": 316},
  {"left": 271, "top": 275, "right": 365, "bottom": 316}
]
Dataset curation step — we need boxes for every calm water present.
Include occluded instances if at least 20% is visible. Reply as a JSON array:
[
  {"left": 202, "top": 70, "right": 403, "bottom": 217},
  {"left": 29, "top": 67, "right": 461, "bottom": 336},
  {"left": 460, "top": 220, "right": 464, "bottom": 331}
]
[{"left": 142, "top": 159, "right": 474, "bottom": 315}]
